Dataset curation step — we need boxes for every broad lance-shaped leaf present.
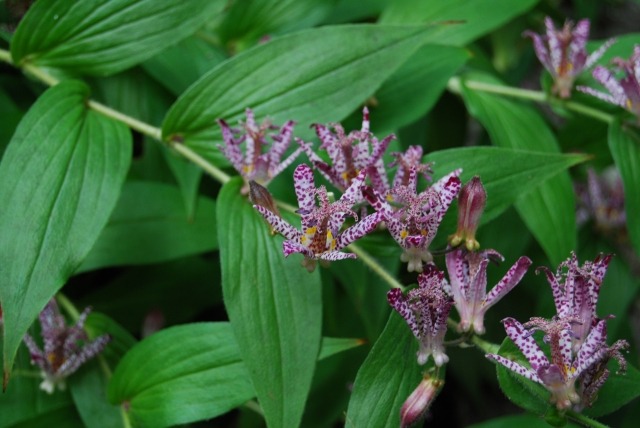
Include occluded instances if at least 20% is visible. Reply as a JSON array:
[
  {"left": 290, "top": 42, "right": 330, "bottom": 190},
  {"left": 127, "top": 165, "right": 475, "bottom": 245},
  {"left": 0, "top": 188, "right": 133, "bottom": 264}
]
[
  {"left": 0, "top": 80, "right": 131, "bottom": 384},
  {"left": 218, "top": 178, "right": 322, "bottom": 428},
  {"left": 460, "top": 73, "right": 576, "bottom": 265},
  {"left": 10, "top": 0, "right": 225, "bottom": 75},
  {"left": 608, "top": 121, "right": 640, "bottom": 256},
  {"left": 162, "top": 24, "right": 444, "bottom": 166},
  {"left": 380, "top": 0, "right": 537, "bottom": 46},
  {"left": 77, "top": 181, "right": 217, "bottom": 273},
  {"left": 425, "top": 147, "right": 588, "bottom": 233},
  {"left": 345, "top": 312, "right": 424, "bottom": 428},
  {"left": 369, "top": 44, "right": 468, "bottom": 134},
  {"left": 108, "top": 323, "right": 253, "bottom": 428}
]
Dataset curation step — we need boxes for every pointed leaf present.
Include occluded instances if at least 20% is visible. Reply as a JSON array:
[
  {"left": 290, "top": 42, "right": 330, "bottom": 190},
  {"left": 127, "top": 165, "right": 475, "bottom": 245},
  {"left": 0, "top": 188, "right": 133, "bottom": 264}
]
[
  {"left": 608, "top": 121, "right": 640, "bottom": 256},
  {"left": 162, "top": 24, "right": 444, "bottom": 166},
  {"left": 0, "top": 80, "right": 131, "bottom": 383},
  {"left": 380, "top": 0, "right": 537, "bottom": 46},
  {"left": 426, "top": 147, "right": 588, "bottom": 224},
  {"left": 460, "top": 74, "right": 576, "bottom": 265},
  {"left": 218, "top": 178, "right": 322, "bottom": 428},
  {"left": 77, "top": 181, "right": 217, "bottom": 273},
  {"left": 10, "top": 0, "right": 226, "bottom": 75},
  {"left": 371, "top": 44, "right": 468, "bottom": 133},
  {"left": 108, "top": 323, "right": 253, "bottom": 428},
  {"left": 345, "top": 312, "right": 424, "bottom": 428},
  {"left": 318, "top": 337, "right": 365, "bottom": 361}
]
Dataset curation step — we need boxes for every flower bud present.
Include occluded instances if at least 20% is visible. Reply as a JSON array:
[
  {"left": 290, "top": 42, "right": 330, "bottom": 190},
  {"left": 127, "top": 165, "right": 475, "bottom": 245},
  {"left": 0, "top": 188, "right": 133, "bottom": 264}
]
[
  {"left": 400, "top": 375, "right": 444, "bottom": 427},
  {"left": 449, "top": 176, "right": 486, "bottom": 251}
]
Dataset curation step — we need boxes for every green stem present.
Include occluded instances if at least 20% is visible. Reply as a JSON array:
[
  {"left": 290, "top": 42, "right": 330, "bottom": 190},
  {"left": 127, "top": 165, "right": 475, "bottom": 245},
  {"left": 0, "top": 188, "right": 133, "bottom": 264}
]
[
  {"left": 565, "top": 410, "right": 609, "bottom": 428},
  {"left": 170, "top": 142, "right": 231, "bottom": 184},
  {"left": 87, "top": 100, "right": 162, "bottom": 140},
  {"left": 348, "top": 242, "right": 406, "bottom": 291},
  {"left": 56, "top": 293, "right": 81, "bottom": 320},
  {"left": 0, "top": 48, "right": 11, "bottom": 63},
  {"left": 447, "top": 76, "right": 615, "bottom": 124},
  {"left": 243, "top": 399, "right": 264, "bottom": 416}
]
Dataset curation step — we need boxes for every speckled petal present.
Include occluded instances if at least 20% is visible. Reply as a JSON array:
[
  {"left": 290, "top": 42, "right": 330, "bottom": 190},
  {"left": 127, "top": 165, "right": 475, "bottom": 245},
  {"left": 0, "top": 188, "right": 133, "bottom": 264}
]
[
  {"left": 293, "top": 164, "right": 316, "bottom": 214},
  {"left": 484, "top": 256, "right": 532, "bottom": 309},
  {"left": 575, "top": 319, "right": 607, "bottom": 370},
  {"left": 319, "top": 250, "right": 357, "bottom": 261},
  {"left": 283, "top": 240, "right": 314, "bottom": 258},
  {"left": 337, "top": 212, "right": 384, "bottom": 249},
  {"left": 486, "top": 354, "right": 542, "bottom": 383},
  {"left": 502, "top": 317, "right": 548, "bottom": 371},
  {"left": 388, "top": 288, "right": 420, "bottom": 338},
  {"left": 253, "top": 205, "right": 301, "bottom": 240}
]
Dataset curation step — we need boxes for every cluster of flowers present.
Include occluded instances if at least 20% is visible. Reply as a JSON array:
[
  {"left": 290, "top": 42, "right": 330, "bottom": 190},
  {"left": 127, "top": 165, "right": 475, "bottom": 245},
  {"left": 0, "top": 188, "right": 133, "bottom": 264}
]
[
  {"left": 219, "top": 107, "right": 465, "bottom": 273},
  {"left": 526, "top": 16, "right": 640, "bottom": 120}
]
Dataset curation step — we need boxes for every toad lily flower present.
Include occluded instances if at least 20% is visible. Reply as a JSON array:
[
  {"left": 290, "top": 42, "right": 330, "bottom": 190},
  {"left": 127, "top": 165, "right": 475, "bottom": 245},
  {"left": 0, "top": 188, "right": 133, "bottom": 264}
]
[
  {"left": 576, "top": 167, "right": 626, "bottom": 233},
  {"left": 368, "top": 145, "right": 434, "bottom": 201},
  {"left": 487, "top": 316, "right": 628, "bottom": 410},
  {"left": 366, "top": 167, "right": 461, "bottom": 272},
  {"left": 400, "top": 374, "right": 444, "bottom": 428},
  {"left": 253, "top": 164, "right": 384, "bottom": 272},
  {"left": 297, "top": 107, "right": 395, "bottom": 192},
  {"left": 388, "top": 264, "right": 453, "bottom": 366},
  {"left": 217, "top": 109, "right": 301, "bottom": 191},
  {"left": 445, "top": 249, "right": 532, "bottom": 334},
  {"left": 579, "top": 46, "right": 640, "bottom": 119},
  {"left": 524, "top": 17, "right": 614, "bottom": 98},
  {"left": 537, "top": 252, "right": 612, "bottom": 352},
  {"left": 23, "top": 300, "right": 110, "bottom": 394}
]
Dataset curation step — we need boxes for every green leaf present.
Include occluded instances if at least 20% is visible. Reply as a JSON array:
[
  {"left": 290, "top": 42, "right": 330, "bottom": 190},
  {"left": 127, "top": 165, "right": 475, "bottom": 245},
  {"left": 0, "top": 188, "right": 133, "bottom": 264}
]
[
  {"left": 218, "top": 178, "right": 322, "bottom": 428},
  {"left": 318, "top": 337, "right": 365, "bottom": 361},
  {"left": 345, "top": 312, "right": 423, "bottom": 428},
  {"left": 584, "top": 363, "right": 640, "bottom": 418},
  {"left": 468, "top": 413, "right": 579, "bottom": 428},
  {"left": 380, "top": 0, "right": 538, "bottom": 46},
  {"left": 492, "top": 337, "right": 550, "bottom": 415},
  {"left": 0, "top": 80, "right": 131, "bottom": 383},
  {"left": 217, "top": 0, "right": 334, "bottom": 49},
  {"left": 426, "top": 147, "right": 588, "bottom": 224},
  {"left": 142, "top": 36, "right": 228, "bottom": 96},
  {"left": 162, "top": 24, "right": 444, "bottom": 166},
  {"left": 6, "top": 406, "right": 85, "bottom": 428},
  {"left": 70, "top": 362, "right": 123, "bottom": 428},
  {"left": 77, "top": 181, "right": 217, "bottom": 273},
  {"left": 608, "top": 121, "right": 640, "bottom": 256},
  {"left": 371, "top": 44, "right": 468, "bottom": 133},
  {"left": 108, "top": 323, "right": 254, "bottom": 428},
  {"left": 460, "top": 74, "right": 576, "bottom": 265},
  {"left": 10, "top": 0, "right": 225, "bottom": 75}
]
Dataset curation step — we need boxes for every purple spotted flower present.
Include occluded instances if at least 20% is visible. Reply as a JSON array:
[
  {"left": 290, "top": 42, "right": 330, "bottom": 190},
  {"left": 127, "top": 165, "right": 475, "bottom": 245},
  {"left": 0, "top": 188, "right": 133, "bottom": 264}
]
[
  {"left": 297, "top": 107, "right": 395, "bottom": 192},
  {"left": 217, "top": 109, "right": 301, "bottom": 192},
  {"left": 449, "top": 176, "right": 487, "bottom": 251},
  {"left": 253, "top": 164, "right": 384, "bottom": 272},
  {"left": 368, "top": 145, "right": 434, "bottom": 201},
  {"left": 537, "top": 252, "right": 612, "bottom": 352},
  {"left": 366, "top": 167, "right": 462, "bottom": 272},
  {"left": 388, "top": 265, "right": 453, "bottom": 366},
  {"left": 23, "top": 299, "right": 110, "bottom": 394},
  {"left": 579, "top": 46, "right": 640, "bottom": 119},
  {"left": 445, "top": 249, "right": 531, "bottom": 334},
  {"left": 524, "top": 17, "right": 614, "bottom": 98},
  {"left": 487, "top": 316, "right": 628, "bottom": 410}
]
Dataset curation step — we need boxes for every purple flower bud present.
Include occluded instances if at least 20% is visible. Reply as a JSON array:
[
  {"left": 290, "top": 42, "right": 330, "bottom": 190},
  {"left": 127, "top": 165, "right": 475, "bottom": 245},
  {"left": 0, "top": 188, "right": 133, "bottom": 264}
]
[
  {"left": 449, "top": 176, "right": 486, "bottom": 251},
  {"left": 400, "top": 375, "right": 444, "bottom": 427}
]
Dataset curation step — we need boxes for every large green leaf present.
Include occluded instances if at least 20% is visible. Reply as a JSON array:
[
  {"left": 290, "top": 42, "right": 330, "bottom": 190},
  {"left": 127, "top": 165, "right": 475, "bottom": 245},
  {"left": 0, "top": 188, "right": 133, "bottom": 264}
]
[
  {"left": 217, "top": 0, "right": 333, "bottom": 49},
  {"left": 77, "top": 181, "right": 217, "bottom": 273},
  {"left": 345, "top": 312, "right": 424, "bottom": 428},
  {"left": 460, "top": 74, "right": 576, "bottom": 265},
  {"left": 426, "top": 147, "right": 588, "bottom": 225},
  {"left": 108, "top": 323, "right": 253, "bottom": 428},
  {"left": 0, "top": 81, "right": 131, "bottom": 383},
  {"left": 608, "top": 121, "right": 640, "bottom": 256},
  {"left": 162, "top": 24, "right": 445, "bottom": 166},
  {"left": 371, "top": 44, "right": 468, "bottom": 134},
  {"left": 380, "top": 0, "right": 538, "bottom": 45},
  {"left": 217, "top": 178, "right": 322, "bottom": 428},
  {"left": 10, "top": 0, "right": 225, "bottom": 75}
]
